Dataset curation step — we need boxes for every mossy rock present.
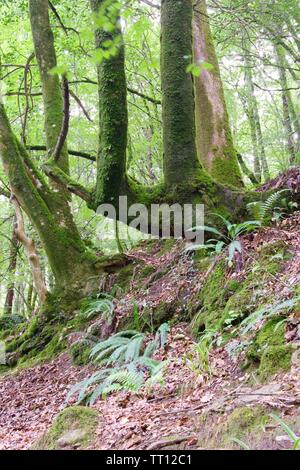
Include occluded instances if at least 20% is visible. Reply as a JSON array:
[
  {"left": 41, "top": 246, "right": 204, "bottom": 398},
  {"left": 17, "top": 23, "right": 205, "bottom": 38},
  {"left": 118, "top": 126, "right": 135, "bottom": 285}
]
[
  {"left": 259, "top": 344, "right": 293, "bottom": 381},
  {"left": 31, "top": 406, "right": 99, "bottom": 450},
  {"left": 223, "top": 406, "right": 266, "bottom": 441}
]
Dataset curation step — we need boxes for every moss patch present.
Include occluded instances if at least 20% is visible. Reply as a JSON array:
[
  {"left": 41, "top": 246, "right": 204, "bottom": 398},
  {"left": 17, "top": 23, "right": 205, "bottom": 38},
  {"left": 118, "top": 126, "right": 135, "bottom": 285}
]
[
  {"left": 247, "top": 318, "right": 286, "bottom": 363},
  {"left": 32, "top": 406, "right": 99, "bottom": 450},
  {"left": 190, "top": 260, "right": 227, "bottom": 335},
  {"left": 259, "top": 344, "right": 292, "bottom": 381},
  {"left": 223, "top": 406, "right": 266, "bottom": 441}
]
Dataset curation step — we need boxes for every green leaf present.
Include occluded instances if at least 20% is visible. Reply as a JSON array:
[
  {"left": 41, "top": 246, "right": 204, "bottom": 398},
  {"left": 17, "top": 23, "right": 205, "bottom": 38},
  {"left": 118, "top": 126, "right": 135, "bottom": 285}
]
[{"left": 49, "top": 64, "right": 68, "bottom": 76}]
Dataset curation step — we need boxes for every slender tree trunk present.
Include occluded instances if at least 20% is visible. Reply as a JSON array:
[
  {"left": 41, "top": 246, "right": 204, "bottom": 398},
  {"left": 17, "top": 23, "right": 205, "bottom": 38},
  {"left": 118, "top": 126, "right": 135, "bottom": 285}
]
[
  {"left": 192, "top": 0, "right": 243, "bottom": 187},
  {"left": 243, "top": 47, "right": 270, "bottom": 181},
  {"left": 3, "top": 216, "right": 19, "bottom": 315},
  {"left": 11, "top": 196, "right": 47, "bottom": 304},
  {"left": 275, "top": 44, "right": 299, "bottom": 164}
]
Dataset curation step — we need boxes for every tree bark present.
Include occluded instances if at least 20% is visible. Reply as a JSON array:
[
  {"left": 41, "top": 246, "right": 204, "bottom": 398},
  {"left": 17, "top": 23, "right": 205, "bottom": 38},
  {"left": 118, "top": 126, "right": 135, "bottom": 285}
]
[
  {"left": 243, "top": 45, "right": 270, "bottom": 181},
  {"left": 275, "top": 44, "right": 298, "bottom": 165},
  {"left": 90, "top": 0, "right": 128, "bottom": 206},
  {"left": 3, "top": 216, "right": 19, "bottom": 315},
  {"left": 161, "top": 0, "right": 201, "bottom": 187},
  {"left": 192, "top": 0, "right": 243, "bottom": 187},
  {"left": 11, "top": 195, "right": 47, "bottom": 304}
]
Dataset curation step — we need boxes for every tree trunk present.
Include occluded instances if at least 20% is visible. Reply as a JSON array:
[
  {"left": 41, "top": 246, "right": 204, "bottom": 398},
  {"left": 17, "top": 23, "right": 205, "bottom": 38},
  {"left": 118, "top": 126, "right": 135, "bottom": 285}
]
[
  {"left": 243, "top": 46, "right": 270, "bottom": 181},
  {"left": 90, "top": 0, "right": 128, "bottom": 206},
  {"left": 3, "top": 216, "right": 19, "bottom": 315},
  {"left": 0, "top": 103, "right": 98, "bottom": 291},
  {"left": 275, "top": 44, "right": 298, "bottom": 164},
  {"left": 161, "top": 0, "right": 201, "bottom": 187},
  {"left": 192, "top": 0, "right": 243, "bottom": 187}
]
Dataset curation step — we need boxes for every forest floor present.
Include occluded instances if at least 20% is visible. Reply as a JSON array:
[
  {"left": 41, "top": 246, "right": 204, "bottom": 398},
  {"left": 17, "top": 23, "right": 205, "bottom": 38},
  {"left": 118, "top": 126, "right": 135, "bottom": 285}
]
[
  {"left": 0, "top": 328, "right": 299, "bottom": 450},
  {"left": 0, "top": 211, "right": 300, "bottom": 450}
]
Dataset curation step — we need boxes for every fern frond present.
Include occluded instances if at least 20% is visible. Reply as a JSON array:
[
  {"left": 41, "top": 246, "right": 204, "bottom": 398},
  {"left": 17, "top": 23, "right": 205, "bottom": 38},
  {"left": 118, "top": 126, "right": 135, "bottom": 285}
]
[{"left": 247, "top": 190, "right": 290, "bottom": 223}]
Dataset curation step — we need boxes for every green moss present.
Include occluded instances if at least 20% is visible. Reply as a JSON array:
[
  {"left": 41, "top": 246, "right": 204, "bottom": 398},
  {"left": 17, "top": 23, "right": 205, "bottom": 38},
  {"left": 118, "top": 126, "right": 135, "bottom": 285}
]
[
  {"left": 31, "top": 406, "right": 99, "bottom": 450},
  {"left": 247, "top": 318, "right": 286, "bottom": 363},
  {"left": 161, "top": 0, "right": 200, "bottom": 186},
  {"left": 190, "top": 260, "right": 227, "bottom": 335},
  {"left": 259, "top": 345, "right": 292, "bottom": 381},
  {"left": 115, "top": 264, "right": 134, "bottom": 290},
  {"left": 199, "top": 406, "right": 268, "bottom": 449},
  {"left": 140, "top": 264, "right": 156, "bottom": 279},
  {"left": 224, "top": 406, "right": 266, "bottom": 439},
  {"left": 211, "top": 154, "right": 243, "bottom": 189}
]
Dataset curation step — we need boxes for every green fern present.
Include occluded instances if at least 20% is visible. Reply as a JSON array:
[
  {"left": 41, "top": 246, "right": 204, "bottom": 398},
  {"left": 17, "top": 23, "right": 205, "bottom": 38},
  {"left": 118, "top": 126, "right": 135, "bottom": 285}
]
[
  {"left": 247, "top": 189, "right": 290, "bottom": 223},
  {"left": 68, "top": 324, "right": 170, "bottom": 404},
  {"left": 241, "top": 296, "right": 300, "bottom": 334},
  {"left": 90, "top": 330, "right": 145, "bottom": 365},
  {"left": 82, "top": 294, "right": 114, "bottom": 321}
]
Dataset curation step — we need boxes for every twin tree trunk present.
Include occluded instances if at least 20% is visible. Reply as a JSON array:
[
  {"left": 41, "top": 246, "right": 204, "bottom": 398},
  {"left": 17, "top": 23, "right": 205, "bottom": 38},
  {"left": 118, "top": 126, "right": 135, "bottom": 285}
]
[{"left": 0, "top": 0, "right": 249, "bottom": 308}]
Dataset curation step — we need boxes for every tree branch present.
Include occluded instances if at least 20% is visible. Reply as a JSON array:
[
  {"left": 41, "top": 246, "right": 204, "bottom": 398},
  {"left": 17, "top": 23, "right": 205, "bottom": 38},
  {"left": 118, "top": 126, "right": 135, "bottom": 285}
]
[
  {"left": 42, "top": 162, "right": 93, "bottom": 203},
  {"left": 0, "top": 186, "right": 10, "bottom": 198},
  {"left": 48, "top": 0, "right": 69, "bottom": 35},
  {"left": 127, "top": 87, "right": 161, "bottom": 105},
  {"left": 26, "top": 145, "right": 96, "bottom": 161},
  {"left": 69, "top": 89, "right": 93, "bottom": 121},
  {"left": 11, "top": 194, "right": 47, "bottom": 304},
  {"left": 237, "top": 153, "right": 259, "bottom": 185}
]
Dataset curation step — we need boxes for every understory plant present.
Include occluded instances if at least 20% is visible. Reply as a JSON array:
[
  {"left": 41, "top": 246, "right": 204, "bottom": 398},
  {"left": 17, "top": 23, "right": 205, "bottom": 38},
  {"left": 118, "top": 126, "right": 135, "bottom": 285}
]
[
  {"left": 81, "top": 293, "right": 115, "bottom": 322},
  {"left": 247, "top": 189, "right": 296, "bottom": 225},
  {"left": 186, "top": 214, "right": 261, "bottom": 266},
  {"left": 240, "top": 296, "right": 300, "bottom": 335},
  {"left": 184, "top": 328, "right": 217, "bottom": 376},
  {"left": 231, "top": 414, "right": 300, "bottom": 450},
  {"left": 67, "top": 323, "right": 170, "bottom": 404}
]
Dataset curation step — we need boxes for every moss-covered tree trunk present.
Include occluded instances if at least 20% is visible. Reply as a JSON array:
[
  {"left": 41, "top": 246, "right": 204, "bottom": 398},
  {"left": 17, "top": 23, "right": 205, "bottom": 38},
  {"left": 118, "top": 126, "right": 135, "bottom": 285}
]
[
  {"left": 192, "top": 0, "right": 243, "bottom": 187},
  {"left": 90, "top": 0, "right": 128, "bottom": 206},
  {"left": 161, "top": 0, "right": 201, "bottom": 187},
  {"left": 0, "top": 104, "right": 97, "bottom": 292},
  {"left": 0, "top": 1, "right": 100, "bottom": 294}
]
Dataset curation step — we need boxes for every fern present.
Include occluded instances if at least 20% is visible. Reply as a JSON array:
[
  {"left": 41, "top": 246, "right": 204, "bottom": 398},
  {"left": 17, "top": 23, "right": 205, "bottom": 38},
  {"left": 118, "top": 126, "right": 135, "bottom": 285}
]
[
  {"left": 247, "top": 189, "right": 290, "bottom": 223},
  {"left": 68, "top": 324, "right": 170, "bottom": 404},
  {"left": 186, "top": 215, "right": 261, "bottom": 266},
  {"left": 82, "top": 294, "right": 114, "bottom": 322},
  {"left": 241, "top": 296, "right": 300, "bottom": 334},
  {"left": 90, "top": 330, "right": 145, "bottom": 365},
  {"left": 270, "top": 414, "right": 300, "bottom": 450}
]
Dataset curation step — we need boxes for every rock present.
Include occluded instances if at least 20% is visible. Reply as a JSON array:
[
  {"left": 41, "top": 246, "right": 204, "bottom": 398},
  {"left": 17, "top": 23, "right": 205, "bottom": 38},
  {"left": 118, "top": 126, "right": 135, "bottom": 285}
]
[
  {"left": 31, "top": 406, "right": 99, "bottom": 450},
  {"left": 57, "top": 429, "right": 87, "bottom": 448}
]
